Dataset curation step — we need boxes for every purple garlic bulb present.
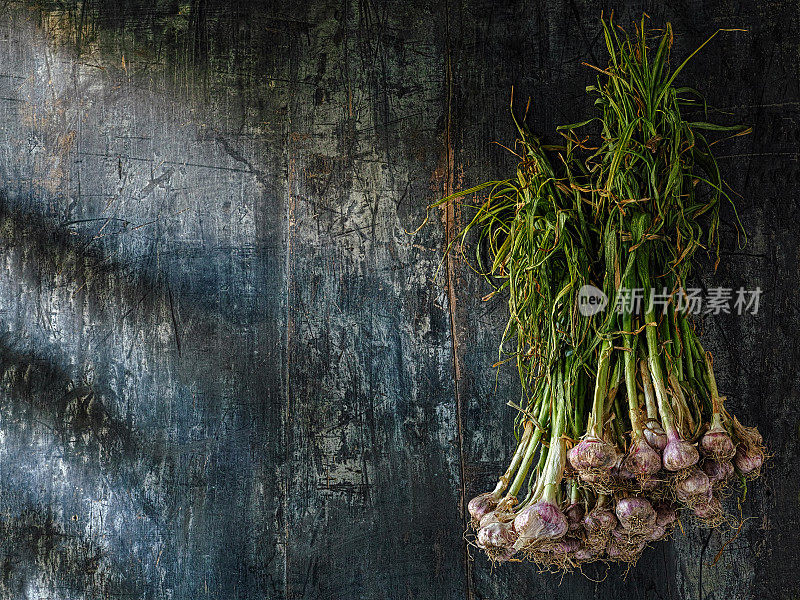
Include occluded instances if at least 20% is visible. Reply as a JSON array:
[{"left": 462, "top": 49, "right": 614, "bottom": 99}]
[
  {"left": 621, "top": 437, "right": 662, "bottom": 478},
  {"left": 477, "top": 520, "right": 516, "bottom": 550},
  {"left": 700, "top": 423, "right": 736, "bottom": 459},
  {"left": 734, "top": 446, "right": 764, "bottom": 477},
  {"left": 551, "top": 537, "right": 581, "bottom": 554},
  {"left": 565, "top": 503, "right": 585, "bottom": 532},
  {"left": 583, "top": 507, "right": 618, "bottom": 535},
  {"left": 662, "top": 435, "right": 700, "bottom": 471},
  {"left": 732, "top": 417, "right": 763, "bottom": 448},
  {"left": 615, "top": 496, "right": 656, "bottom": 533},
  {"left": 468, "top": 492, "right": 498, "bottom": 525},
  {"left": 512, "top": 501, "right": 568, "bottom": 550},
  {"left": 568, "top": 435, "right": 620, "bottom": 471},
  {"left": 702, "top": 458, "right": 734, "bottom": 484},
  {"left": 647, "top": 524, "right": 667, "bottom": 541},
  {"left": 574, "top": 543, "right": 603, "bottom": 562},
  {"left": 676, "top": 467, "right": 712, "bottom": 504},
  {"left": 643, "top": 419, "right": 668, "bottom": 451},
  {"left": 692, "top": 495, "right": 723, "bottom": 522},
  {"left": 654, "top": 503, "right": 677, "bottom": 528}
]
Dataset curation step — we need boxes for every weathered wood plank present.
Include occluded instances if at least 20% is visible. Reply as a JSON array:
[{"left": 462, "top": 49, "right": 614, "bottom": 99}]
[
  {"left": 0, "top": 1, "right": 796, "bottom": 599},
  {"left": 283, "top": 2, "right": 467, "bottom": 598},
  {"left": 0, "top": 3, "right": 290, "bottom": 597}
]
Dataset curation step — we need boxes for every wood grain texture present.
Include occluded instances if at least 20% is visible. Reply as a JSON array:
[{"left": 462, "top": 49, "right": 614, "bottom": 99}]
[{"left": 0, "top": 1, "right": 796, "bottom": 599}]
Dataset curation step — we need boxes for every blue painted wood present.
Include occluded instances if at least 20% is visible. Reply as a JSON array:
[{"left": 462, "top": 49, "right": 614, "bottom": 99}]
[{"left": 0, "top": 1, "right": 796, "bottom": 598}]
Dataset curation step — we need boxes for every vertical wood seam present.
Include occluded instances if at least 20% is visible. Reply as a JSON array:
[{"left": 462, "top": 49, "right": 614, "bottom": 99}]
[
  {"left": 442, "top": 2, "right": 474, "bottom": 598},
  {"left": 284, "top": 83, "right": 295, "bottom": 600},
  {"left": 285, "top": 194, "right": 292, "bottom": 600}
]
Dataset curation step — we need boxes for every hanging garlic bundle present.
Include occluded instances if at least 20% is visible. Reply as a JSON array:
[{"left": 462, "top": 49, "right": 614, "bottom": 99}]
[{"left": 437, "top": 17, "right": 765, "bottom": 569}]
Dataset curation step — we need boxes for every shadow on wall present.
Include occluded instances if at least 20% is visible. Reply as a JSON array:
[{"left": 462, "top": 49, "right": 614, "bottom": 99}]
[
  {"left": 0, "top": 331, "right": 133, "bottom": 467},
  {"left": 0, "top": 0, "right": 297, "bottom": 595},
  {"left": 0, "top": 498, "right": 142, "bottom": 598},
  {"left": 0, "top": 186, "right": 285, "bottom": 593}
]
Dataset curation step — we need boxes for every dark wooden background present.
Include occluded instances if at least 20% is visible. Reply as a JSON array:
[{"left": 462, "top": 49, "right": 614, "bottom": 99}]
[{"left": 0, "top": 1, "right": 796, "bottom": 598}]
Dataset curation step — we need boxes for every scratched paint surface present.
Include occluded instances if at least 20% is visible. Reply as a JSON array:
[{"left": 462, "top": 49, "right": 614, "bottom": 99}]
[{"left": 0, "top": 1, "right": 796, "bottom": 599}]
